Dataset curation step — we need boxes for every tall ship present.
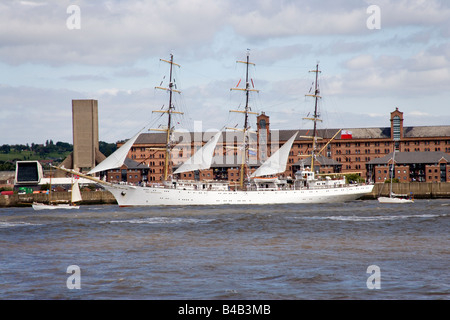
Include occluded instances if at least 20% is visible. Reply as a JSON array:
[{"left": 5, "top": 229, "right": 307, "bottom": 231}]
[{"left": 56, "top": 53, "right": 374, "bottom": 206}]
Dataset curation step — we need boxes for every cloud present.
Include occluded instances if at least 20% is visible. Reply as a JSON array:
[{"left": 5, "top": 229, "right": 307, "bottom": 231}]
[
  {"left": 408, "top": 111, "right": 430, "bottom": 117},
  {"left": 0, "top": 0, "right": 230, "bottom": 66},
  {"left": 0, "top": 83, "right": 163, "bottom": 144},
  {"left": 0, "top": 85, "right": 82, "bottom": 144},
  {"left": 114, "top": 68, "right": 150, "bottom": 78},
  {"left": 229, "top": 2, "right": 367, "bottom": 38},
  {"left": 2, "top": 0, "right": 449, "bottom": 67},
  {"left": 19, "top": 1, "right": 48, "bottom": 7},
  {"left": 345, "top": 54, "right": 375, "bottom": 70},
  {"left": 1, "top": 0, "right": 450, "bottom": 145},
  {"left": 379, "top": 0, "right": 450, "bottom": 28},
  {"left": 334, "top": 44, "right": 450, "bottom": 98},
  {"left": 62, "top": 74, "right": 108, "bottom": 82}
]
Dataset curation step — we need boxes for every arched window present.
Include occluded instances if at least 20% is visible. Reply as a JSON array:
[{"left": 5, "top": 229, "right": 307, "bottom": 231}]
[{"left": 259, "top": 119, "right": 266, "bottom": 129}]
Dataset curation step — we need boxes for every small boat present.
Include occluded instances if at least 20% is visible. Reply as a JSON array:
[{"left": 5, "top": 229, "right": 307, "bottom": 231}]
[
  {"left": 378, "top": 193, "right": 414, "bottom": 204},
  {"left": 377, "top": 148, "right": 414, "bottom": 204},
  {"left": 32, "top": 202, "right": 80, "bottom": 210},
  {"left": 32, "top": 177, "right": 82, "bottom": 210}
]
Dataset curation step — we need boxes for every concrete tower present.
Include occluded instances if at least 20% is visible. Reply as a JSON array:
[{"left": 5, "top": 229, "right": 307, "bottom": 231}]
[
  {"left": 58, "top": 99, "right": 106, "bottom": 174},
  {"left": 72, "top": 99, "right": 99, "bottom": 170}
]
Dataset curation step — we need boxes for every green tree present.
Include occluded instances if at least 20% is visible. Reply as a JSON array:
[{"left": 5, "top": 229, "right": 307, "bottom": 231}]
[
  {"left": 0, "top": 145, "right": 11, "bottom": 153},
  {"left": 99, "top": 141, "right": 117, "bottom": 157},
  {"left": 385, "top": 178, "right": 399, "bottom": 183},
  {"left": 345, "top": 173, "right": 366, "bottom": 184}
]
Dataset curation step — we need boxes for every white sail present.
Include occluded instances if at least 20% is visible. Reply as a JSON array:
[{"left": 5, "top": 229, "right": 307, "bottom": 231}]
[
  {"left": 174, "top": 131, "right": 222, "bottom": 174},
  {"left": 251, "top": 131, "right": 298, "bottom": 177},
  {"left": 71, "top": 179, "right": 82, "bottom": 203},
  {"left": 88, "top": 131, "right": 142, "bottom": 175}
]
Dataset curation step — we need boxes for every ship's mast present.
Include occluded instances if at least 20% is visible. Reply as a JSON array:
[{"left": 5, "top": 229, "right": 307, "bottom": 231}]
[
  {"left": 304, "top": 63, "right": 322, "bottom": 172},
  {"left": 229, "top": 50, "right": 259, "bottom": 188},
  {"left": 151, "top": 54, "right": 183, "bottom": 181}
]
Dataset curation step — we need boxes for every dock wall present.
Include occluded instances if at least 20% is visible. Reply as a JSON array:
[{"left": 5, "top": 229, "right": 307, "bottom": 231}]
[
  {"left": 363, "top": 182, "right": 450, "bottom": 200},
  {"left": 0, "top": 191, "right": 117, "bottom": 207}
]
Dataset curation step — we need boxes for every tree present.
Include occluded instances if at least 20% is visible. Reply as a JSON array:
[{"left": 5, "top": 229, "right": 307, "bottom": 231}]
[
  {"left": 385, "top": 178, "right": 399, "bottom": 184},
  {"left": 0, "top": 145, "right": 11, "bottom": 154},
  {"left": 0, "top": 161, "right": 15, "bottom": 171},
  {"left": 345, "top": 173, "right": 366, "bottom": 184},
  {"left": 99, "top": 141, "right": 117, "bottom": 157}
]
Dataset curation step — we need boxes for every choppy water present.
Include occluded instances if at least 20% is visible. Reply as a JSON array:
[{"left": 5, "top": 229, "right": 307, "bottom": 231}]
[{"left": 0, "top": 200, "right": 449, "bottom": 300}]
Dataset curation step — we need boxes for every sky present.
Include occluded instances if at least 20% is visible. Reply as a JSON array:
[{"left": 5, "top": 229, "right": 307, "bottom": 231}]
[{"left": 1, "top": 0, "right": 449, "bottom": 145}]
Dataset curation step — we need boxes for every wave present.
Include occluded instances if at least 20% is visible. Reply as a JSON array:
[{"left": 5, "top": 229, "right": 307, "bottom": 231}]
[
  {"left": 292, "top": 213, "right": 448, "bottom": 222},
  {"left": 105, "top": 217, "right": 216, "bottom": 225},
  {"left": 0, "top": 221, "right": 43, "bottom": 228}
]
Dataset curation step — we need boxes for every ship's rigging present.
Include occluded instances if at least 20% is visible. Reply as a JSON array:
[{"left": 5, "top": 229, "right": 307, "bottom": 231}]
[
  {"left": 228, "top": 50, "right": 260, "bottom": 188},
  {"left": 149, "top": 54, "right": 183, "bottom": 181}
]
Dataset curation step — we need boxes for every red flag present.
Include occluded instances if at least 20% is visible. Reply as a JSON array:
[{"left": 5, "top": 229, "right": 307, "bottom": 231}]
[{"left": 341, "top": 130, "right": 352, "bottom": 139}]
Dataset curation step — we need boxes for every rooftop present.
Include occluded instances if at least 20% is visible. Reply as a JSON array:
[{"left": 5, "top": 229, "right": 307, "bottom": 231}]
[
  {"left": 367, "top": 151, "right": 450, "bottom": 165},
  {"left": 122, "top": 158, "right": 149, "bottom": 170},
  {"left": 132, "top": 125, "right": 450, "bottom": 145}
]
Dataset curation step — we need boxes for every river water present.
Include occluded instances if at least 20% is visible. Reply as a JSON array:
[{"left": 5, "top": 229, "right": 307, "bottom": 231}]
[{"left": 0, "top": 200, "right": 448, "bottom": 300}]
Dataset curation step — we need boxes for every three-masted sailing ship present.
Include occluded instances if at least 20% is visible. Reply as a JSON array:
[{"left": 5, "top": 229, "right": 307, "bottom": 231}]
[{"left": 55, "top": 53, "right": 374, "bottom": 206}]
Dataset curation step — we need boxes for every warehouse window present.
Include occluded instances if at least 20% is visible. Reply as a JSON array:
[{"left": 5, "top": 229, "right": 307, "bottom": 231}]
[{"left": 393, "top": 116, "right": 401, "bottom": 141}]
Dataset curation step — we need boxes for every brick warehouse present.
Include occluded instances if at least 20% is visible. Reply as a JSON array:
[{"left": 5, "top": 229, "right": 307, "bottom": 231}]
[{"left": 108, "top": 108, "right": 450, "bottom": 185}]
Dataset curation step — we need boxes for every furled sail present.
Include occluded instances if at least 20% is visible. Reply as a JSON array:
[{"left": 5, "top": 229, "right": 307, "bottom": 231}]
[
  {"left": 71, "top": 178, "right": 82, "bottom": 203},
  {"left": 173, "top": 131, "right": 222, "bottom": 174},
  {"left": 87, "top": 130, "right": 142, "bottom": 175},
  {"left": 251, "top": 131, "right": 298, "bottom": 177}
]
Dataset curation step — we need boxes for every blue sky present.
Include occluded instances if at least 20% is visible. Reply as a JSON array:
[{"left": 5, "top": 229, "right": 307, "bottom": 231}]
[{"left": 1, "top": 0, "right": 449, "bottom": 145}]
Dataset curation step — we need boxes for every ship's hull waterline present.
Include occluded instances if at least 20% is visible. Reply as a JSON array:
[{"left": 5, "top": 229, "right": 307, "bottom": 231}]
[{"left": 104, "top": 184, "right": 374, "bottom": 206}]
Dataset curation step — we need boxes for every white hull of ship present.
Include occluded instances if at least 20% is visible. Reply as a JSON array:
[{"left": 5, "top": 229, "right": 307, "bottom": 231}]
[{"left": 104, "top": 184, "right": 374, "bottom": 207}]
